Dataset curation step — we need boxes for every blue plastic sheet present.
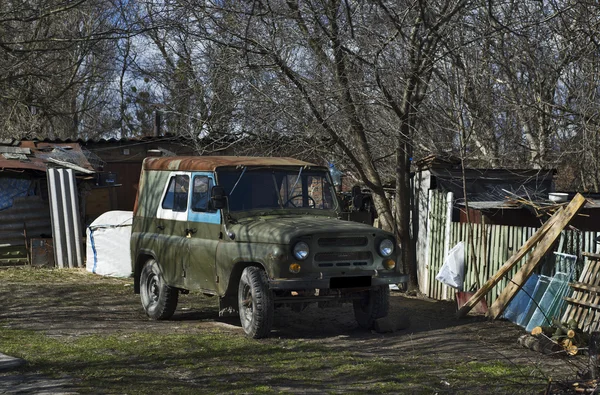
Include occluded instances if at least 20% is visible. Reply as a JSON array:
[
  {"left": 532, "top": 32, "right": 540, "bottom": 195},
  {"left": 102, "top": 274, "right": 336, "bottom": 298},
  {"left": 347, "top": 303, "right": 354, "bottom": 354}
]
[{"left": 0, "top": 178, "right": 31, "bottom": 211}]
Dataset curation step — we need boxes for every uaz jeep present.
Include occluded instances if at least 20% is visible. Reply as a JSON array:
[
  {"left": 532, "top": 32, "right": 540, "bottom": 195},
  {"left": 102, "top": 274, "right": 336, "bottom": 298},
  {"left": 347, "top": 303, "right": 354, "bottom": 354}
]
[{"left": 131, "top": 156, "right": 407, "bottom": 338}]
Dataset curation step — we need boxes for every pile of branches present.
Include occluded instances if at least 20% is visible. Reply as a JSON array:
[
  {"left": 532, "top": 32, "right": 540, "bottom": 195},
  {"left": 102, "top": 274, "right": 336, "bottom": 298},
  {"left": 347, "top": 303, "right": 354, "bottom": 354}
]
[{"left": 544, "top": 379, "right": 598, "bottom": 394}]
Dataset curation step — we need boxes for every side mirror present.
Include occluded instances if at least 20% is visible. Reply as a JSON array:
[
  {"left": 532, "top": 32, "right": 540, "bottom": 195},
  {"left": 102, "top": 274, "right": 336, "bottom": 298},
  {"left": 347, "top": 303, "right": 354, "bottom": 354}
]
[{"left": 211, "top": 186, "right": 227, "bottom": 209}]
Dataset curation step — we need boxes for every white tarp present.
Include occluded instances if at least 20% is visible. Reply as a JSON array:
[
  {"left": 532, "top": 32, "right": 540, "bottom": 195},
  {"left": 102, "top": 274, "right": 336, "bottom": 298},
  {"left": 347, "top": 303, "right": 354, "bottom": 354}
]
[{"left": 86, "top": 210, "right": 133, "bottom": 278}]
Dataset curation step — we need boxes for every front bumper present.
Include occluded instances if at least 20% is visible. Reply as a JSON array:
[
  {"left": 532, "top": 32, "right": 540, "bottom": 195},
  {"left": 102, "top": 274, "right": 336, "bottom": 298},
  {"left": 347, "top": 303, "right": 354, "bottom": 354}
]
[{"left": 269, "top": 271, "right": 409, "bottom": 291}]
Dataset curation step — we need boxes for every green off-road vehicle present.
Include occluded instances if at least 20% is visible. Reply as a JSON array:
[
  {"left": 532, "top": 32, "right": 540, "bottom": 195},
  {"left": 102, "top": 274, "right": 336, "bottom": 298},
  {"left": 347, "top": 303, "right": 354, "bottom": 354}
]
[{"left": 131, "top": 156, "right": 407, "bottom": 338}]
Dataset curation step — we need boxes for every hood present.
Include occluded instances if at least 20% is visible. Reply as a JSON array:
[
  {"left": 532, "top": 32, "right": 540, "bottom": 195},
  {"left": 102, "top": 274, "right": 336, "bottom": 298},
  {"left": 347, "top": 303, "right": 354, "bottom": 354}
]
[{"left": 228, "top": 215, "right": 389, "bottom": 244}]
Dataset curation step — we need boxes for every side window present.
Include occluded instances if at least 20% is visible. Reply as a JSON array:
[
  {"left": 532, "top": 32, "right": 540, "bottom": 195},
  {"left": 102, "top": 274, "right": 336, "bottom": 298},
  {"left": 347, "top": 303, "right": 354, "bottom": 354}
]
[
  {"left": 191, "top": 176, "right": 214, "bottom": 212},
  {"left": 162, "top": 175, "right": 189, "bottom": 212}
]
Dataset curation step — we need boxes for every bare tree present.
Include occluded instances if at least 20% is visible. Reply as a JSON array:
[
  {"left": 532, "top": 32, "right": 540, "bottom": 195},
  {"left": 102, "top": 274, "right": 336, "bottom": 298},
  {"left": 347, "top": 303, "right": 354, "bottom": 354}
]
[
  {"left": 137, "top": 0, "right": 471, "bottom": 290},
  {"left": 0, "top": 0, "right": 130, "bottom": 139}
]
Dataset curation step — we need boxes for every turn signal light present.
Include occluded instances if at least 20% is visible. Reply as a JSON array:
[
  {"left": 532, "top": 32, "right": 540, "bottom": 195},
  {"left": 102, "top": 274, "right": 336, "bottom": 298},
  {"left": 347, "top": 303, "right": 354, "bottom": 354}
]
[
  {"left": 383, "top": 259, "right": 396, "bottom": 270},
  {"left": 289, "top": 263, "right": 301, "bottom": 274}
]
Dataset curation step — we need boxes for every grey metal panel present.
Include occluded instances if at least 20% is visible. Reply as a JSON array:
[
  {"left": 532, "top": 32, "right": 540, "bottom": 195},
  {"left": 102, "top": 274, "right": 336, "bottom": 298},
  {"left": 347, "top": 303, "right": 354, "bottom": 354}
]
[
  {"left": 48, "top": 169, "right": 66, "bottom": 267},
  {"left": 47, "top": 168, "right": 84, "bottom": 268},
  {"left": 66, "top": 169, "right": 84, "bottom": 267},
  {"left": 58, "top": 170, "right": 75, "bottom": 268},
  {"left": 0, "top": 146, "right": 31, "bottom": 154}
]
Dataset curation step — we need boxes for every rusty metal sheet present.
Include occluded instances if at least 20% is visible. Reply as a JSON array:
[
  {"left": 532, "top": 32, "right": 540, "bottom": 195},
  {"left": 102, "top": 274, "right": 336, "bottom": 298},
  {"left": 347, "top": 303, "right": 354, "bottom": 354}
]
[
  {"left": 143, "top": 156, "right": 320, "bottom": 172},
  {"left": 0, "top": 157, "right": 48, "bottom": 172},
  {"left": 0, "top": 141, "right": 94, "bottom": 172}
]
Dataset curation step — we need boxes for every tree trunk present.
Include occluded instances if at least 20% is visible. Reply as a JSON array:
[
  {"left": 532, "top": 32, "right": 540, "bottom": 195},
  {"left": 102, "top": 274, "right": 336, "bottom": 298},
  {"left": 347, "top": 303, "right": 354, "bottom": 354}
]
[{"left": 395, "top": 137, "right": 418, "bottom": 291}]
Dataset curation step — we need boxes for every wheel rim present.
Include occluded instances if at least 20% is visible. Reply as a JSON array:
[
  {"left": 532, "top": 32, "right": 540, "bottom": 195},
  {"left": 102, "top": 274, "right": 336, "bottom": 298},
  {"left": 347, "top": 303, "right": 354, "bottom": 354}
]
[
  {"left": 240, "top": 283, "right": 254, "bottom": 327},
  {"left": 149, "top": 276, "right": 159, "bottom": 303},
  {"left": 143, "top": 271, "right": 160, "bottom": 308}
]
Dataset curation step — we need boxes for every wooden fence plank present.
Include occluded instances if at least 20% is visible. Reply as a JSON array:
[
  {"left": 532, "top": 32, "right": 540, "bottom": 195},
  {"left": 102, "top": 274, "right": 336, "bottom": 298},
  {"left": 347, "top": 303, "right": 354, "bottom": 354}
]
[
  {"left": 563, "top": 297, "right": 600, "bottom": 311},
  {"left": 581, "top": 261, "right": 600, "bottom": 332}
]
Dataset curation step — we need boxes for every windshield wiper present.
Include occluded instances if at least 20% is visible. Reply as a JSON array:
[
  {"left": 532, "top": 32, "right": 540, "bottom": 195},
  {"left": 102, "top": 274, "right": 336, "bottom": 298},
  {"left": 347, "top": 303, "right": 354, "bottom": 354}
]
[
  {"left": 229, "top": 166, "right": 247, "bottom": 196},
  {"left": 289, "top": 166, "right": 303, "bottom": 197}
]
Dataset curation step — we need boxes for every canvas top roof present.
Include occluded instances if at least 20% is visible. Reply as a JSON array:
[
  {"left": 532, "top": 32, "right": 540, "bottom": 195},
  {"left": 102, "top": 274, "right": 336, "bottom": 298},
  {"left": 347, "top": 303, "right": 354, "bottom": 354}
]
[{"left": 142, "top": 156, "right": 319, "bottom": 172}]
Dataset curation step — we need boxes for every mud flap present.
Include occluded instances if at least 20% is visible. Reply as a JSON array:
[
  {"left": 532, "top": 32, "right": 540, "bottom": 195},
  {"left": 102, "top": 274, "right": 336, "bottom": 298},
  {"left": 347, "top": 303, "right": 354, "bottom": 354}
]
[{"left": 218, "top": 295, "right": 238, "bottom": 317}]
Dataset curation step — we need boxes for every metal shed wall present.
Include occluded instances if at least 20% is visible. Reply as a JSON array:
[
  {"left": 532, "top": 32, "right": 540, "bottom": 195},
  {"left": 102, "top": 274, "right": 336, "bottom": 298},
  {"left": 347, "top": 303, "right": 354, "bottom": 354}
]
[{"left": 0, "top": 196, "right": 51, "bottom": 247}]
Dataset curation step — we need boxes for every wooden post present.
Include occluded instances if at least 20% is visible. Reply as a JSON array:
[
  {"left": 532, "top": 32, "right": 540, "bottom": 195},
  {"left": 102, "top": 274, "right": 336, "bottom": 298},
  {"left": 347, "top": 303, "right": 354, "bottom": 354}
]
[
  {"left": 442, "top": 192, "right": 454, "bottom": 298},
  {"left": 424, "top": 189, "right": 434, "bottom": 297}
]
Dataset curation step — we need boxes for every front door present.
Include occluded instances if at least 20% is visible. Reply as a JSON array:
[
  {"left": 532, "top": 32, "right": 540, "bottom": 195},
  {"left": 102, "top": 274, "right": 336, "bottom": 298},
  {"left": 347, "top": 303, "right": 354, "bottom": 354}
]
[
  {"left": 155, "top": 172, "right": 190, "bottom": 287},
  {"left": 184, "top": 172, "right": 221, "bottom": 292}
]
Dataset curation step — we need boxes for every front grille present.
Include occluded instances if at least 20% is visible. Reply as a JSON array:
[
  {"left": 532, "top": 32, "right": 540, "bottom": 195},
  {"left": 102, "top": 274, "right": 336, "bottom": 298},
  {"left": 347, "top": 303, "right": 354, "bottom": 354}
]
[
  {"left": 314, "top": 251, "right": 372, "bottom": 262},
  {"left": 318, "top": 237, "right": 368, "bottom": 247}
]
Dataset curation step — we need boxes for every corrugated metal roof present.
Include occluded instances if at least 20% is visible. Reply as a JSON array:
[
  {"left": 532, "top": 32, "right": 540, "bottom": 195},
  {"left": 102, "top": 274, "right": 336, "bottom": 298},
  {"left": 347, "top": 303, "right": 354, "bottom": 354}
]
[
  {"left": 0, "top": 141, "right": 94, "bottom": 173},
  {"left": 13, "top": 134, "right": 179, "bottom": 144},
  {"left": 430, "top": 168, "right": 557, "bottom": 181},
  {"left": 459, "top": 199, "right": 600, "bottom": 210},
  {"left": 457, "top": 201, "right": 522, "bottom": 210},
  {"left": 142, "top": 156, "right": 318, "bottom": 172}
]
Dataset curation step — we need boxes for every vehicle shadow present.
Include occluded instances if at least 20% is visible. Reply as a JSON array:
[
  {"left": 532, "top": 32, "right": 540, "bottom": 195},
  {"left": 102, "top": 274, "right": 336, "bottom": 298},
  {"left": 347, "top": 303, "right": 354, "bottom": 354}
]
[{"left": 267, "top": 293, "right": 487, "bottom": 340}]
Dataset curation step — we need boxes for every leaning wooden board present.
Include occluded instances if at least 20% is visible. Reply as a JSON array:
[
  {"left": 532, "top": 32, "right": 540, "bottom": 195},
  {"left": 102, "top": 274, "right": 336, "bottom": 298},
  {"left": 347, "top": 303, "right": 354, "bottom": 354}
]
[{"left": 487, "top": 193, "right": 587, "bottom": 319}]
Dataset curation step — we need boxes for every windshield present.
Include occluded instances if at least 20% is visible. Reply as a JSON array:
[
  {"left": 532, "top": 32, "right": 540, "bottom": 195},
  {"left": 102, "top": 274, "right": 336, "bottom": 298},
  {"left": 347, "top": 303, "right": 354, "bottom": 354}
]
[{"left": 217, "top": 167, "right": 337, "bottom": 212}]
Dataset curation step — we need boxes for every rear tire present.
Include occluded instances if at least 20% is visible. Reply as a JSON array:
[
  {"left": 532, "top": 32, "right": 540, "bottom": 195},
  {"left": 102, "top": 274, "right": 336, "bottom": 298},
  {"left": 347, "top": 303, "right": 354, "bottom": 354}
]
[
  {"left": 238, "top": 266, "right": 274, "bottom": 338},
  {"left": 353, "top": 285, "right": 390, "bottom": 329},
  {"left": 140, "top": 259, "right": 178, "bottom": 320}
]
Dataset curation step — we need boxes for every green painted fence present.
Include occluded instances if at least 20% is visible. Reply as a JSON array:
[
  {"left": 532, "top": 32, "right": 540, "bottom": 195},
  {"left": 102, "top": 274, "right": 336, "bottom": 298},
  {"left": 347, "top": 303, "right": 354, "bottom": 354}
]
[{"left": 426, "top": 191, "right": 600, "bottom": 304}]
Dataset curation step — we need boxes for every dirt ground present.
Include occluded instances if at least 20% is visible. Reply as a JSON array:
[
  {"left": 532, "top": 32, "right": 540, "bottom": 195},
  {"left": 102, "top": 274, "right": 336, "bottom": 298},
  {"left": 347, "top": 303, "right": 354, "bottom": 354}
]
[{"left": 0, "top": 270, "right": 589, "bottom": 393}]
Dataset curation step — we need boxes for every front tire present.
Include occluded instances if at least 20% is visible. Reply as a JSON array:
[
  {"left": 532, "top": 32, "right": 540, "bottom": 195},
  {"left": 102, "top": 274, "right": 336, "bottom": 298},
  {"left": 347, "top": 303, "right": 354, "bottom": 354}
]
[
  {"left": 238, "top": 266, "right": 274, "bottom": 339},
  {"left": 140, "top": 259, "right": 178, "bottom": 320},
  {"left": 353, "top": 285, "right": 390, "bottom": 329}
]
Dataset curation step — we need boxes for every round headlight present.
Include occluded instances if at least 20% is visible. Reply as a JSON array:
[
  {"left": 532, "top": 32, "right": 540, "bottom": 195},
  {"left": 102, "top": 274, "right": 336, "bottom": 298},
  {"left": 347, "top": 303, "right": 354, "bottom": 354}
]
[
  {"left": 379, "top": 239, "right": 394, "bottom": 257},
  {"left": 293, "top": 241, "right": 310, "bottom": 260}
]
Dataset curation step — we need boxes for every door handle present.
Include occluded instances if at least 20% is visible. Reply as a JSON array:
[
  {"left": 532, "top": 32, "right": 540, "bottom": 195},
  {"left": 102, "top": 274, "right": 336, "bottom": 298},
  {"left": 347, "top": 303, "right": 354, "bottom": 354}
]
[{"left": 157, "top": 224, "right": 165, "bottom": 230}]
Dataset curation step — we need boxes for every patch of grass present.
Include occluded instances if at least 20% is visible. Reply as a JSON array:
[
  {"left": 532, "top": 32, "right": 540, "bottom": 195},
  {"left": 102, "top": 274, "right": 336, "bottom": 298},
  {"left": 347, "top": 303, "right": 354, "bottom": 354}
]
[
  {"left": 438, "top": 360, "right": 547, "bottom": 394},
  {"left": 0, "top": 266, "right": 131, "bottom": 285},
  {"left": 451, "top": 360, "right": 537, "bottom": 380}
]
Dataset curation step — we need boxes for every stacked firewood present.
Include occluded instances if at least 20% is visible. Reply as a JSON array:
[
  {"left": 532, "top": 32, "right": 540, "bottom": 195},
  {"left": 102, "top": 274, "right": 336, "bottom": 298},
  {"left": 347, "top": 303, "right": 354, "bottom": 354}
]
[{"left": 518, "top": 319, "right": 589, "bottom": 356}]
